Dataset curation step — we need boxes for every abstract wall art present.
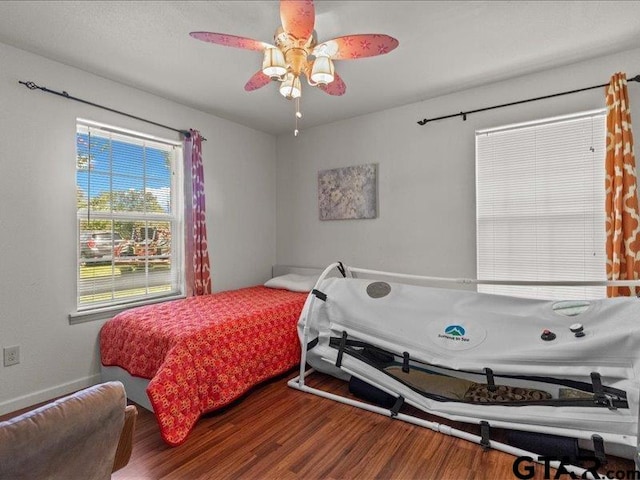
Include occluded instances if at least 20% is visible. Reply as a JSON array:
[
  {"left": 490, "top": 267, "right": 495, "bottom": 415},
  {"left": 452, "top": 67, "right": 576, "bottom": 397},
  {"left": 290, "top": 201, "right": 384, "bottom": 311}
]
[{"left": 318, "top": 164, "right": 377, "bottom": 220}]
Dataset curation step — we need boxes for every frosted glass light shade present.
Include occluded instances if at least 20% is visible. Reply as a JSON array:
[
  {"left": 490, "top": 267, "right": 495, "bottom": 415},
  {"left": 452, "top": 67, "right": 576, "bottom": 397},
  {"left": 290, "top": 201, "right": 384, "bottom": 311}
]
[
  {"left": 262, "top": 48, "right": 287, "bottom": 78},
  {"left": 279, "top": 74, "right": 301, "bottom": 99},
  {"left": 310, "top": 56, "right": 335, "bottom": 85}
]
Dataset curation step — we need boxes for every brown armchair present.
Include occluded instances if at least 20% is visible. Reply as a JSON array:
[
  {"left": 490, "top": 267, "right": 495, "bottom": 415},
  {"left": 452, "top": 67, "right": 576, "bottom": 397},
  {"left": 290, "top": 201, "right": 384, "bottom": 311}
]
[{"left": 0, "top": 381, "right": 137, "bottom": 480}]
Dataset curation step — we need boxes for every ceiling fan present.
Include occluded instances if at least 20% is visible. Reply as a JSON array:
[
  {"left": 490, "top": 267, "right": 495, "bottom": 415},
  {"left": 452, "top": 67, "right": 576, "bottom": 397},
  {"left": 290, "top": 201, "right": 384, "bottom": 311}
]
[{"left": 190, "top": 0, "right": 399, "bottom": 135}]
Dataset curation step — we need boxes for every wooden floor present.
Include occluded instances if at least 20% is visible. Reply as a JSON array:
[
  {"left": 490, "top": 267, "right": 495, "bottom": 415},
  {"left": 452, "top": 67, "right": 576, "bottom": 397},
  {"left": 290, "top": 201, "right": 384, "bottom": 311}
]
[{"left": 110, "top": 370, "right": 634, "bottom": 480}]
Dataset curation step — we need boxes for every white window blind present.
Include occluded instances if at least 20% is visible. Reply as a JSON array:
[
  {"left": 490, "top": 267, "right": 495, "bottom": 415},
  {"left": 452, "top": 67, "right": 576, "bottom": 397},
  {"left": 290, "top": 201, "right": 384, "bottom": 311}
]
[
  {"left": 476, "top": 109, "right": 607, "bottom": 299},
  {"left": 76, "top": 120, "right": 184, "bottom": 310}
]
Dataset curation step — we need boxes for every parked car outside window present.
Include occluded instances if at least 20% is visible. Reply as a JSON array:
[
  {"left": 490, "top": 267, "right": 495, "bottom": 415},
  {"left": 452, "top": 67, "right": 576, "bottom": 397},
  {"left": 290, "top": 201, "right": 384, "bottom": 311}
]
[{"left": 80, "top": 231, "right": 125, "bottom": 260}]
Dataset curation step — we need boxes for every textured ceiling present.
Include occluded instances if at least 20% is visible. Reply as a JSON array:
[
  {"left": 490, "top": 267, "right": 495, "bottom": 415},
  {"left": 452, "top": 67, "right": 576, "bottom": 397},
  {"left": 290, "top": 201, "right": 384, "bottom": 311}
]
[{"left": 1, "top": 1, "right": 639, "bottom": 135}]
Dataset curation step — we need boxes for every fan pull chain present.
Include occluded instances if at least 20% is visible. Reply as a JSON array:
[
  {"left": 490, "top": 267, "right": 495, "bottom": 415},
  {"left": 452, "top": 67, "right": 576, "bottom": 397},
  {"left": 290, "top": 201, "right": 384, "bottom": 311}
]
[{"left": 294, "top": 97, "right": 301, "bottom": 136}]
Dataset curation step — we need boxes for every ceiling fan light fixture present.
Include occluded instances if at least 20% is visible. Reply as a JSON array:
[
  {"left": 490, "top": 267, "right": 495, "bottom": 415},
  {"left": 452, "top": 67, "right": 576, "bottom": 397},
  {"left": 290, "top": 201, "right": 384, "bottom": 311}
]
[
  {"left": 310, "top": 56, "right": 335, "bottom": 85},
  {"left": 262, "top": 47, "right": 287, "bottom": 78},
  {"left": 279, "top": 73, "right": 301, "bottom": 99},
  {"left": 190, "top": 0, "right": 399, "bottom": 137}
]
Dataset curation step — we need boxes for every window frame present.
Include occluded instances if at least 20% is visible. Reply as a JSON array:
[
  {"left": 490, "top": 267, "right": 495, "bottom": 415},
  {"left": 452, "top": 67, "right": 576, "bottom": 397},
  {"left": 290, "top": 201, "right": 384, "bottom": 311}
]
[
  {"left": 475, "top": 109, "right": 607, "bottom": 300},
  {"left": 71, "top": 119, "right": 185, "bottom": 322}
]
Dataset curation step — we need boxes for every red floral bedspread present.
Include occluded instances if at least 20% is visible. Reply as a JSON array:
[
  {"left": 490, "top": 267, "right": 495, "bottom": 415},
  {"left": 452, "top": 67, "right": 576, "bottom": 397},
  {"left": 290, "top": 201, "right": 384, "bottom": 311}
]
[{"left": 100, "top": 286, "right": 308, "bottom": 446}]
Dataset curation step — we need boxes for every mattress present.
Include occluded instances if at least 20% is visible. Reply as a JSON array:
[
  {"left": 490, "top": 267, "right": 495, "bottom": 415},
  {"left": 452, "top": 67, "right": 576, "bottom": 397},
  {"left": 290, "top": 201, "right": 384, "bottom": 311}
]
[{"left": 101, "top": 285, "right": 308, "bottom": 446}]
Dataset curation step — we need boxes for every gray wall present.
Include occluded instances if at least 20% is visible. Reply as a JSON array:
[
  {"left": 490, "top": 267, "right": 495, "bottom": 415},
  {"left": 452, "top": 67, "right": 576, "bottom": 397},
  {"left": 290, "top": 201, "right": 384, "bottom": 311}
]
[
  {"left": 2, "top": 39, "right": 640, "bottom": 416},
  {"left": 276, "top": 47, "right": 640, "bottom": 277},
  {"left": 0, "top": 42, "right": 277, "bottom": 414}
]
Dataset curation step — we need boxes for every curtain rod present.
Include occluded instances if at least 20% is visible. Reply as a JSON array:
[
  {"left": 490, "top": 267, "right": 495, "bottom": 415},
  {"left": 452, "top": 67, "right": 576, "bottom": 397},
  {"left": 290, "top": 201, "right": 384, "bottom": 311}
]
[
  {"left": 417, "top": 74, "right": 640, "bottom": 126},
  {"left": 18, "top": 80, "right": 207, "bottom": 141}
]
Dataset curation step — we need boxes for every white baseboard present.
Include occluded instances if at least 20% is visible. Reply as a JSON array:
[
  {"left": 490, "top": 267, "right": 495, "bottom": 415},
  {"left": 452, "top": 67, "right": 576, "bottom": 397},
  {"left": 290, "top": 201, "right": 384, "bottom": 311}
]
[{"left": 0, "top": 374, "right": 102, "bottom": 416}]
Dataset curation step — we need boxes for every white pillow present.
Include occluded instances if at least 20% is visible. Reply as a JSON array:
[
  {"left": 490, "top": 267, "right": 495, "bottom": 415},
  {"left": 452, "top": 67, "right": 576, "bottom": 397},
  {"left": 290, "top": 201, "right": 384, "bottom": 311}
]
[{"left": 264, "top": 273, "right": 318, "bottom": 292}]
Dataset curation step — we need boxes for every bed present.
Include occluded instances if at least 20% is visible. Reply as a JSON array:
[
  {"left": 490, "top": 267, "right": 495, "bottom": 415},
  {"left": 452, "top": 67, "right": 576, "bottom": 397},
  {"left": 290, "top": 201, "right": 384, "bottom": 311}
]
[{"left": 100, "top": 266, "right": 320, "bottom": 446}]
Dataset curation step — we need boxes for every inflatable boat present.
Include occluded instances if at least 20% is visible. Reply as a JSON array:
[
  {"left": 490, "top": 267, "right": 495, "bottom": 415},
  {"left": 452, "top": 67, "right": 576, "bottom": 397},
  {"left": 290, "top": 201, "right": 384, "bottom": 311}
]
[{"left": 288, "top": 263, "right": 640, "bottom": 477}]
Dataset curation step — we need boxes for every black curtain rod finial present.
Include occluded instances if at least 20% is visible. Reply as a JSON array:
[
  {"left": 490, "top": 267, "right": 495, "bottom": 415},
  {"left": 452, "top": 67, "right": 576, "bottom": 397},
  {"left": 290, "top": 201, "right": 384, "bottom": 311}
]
[{"left": 20, "top": 80, "right": 39, "bottom": 90}]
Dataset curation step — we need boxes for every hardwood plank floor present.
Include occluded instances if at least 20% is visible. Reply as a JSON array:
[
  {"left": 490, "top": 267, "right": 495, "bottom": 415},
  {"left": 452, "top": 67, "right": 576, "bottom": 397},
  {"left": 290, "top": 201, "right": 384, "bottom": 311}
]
[{"left": 110, "top": 370, "right": 635, "bottom": 480}]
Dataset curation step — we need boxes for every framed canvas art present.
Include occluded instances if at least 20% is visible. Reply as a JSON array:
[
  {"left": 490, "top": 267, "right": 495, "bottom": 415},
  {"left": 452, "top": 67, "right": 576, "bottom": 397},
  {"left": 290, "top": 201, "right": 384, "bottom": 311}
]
[{"left": 318, "top": 164, "right": 377, "bottom": 220}]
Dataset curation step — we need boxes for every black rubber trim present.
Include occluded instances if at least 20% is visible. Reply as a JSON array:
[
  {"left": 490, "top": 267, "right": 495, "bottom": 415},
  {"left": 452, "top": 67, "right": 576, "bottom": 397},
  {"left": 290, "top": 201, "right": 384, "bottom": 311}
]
[
  {"left": 480, "top": 421, "right": 491, "bottom": 450},
  {"left": 485, "top": 367, "right": 496, "bottom": 392},
  {"left": 592, "top": 434, "right": 607, "bottom": 465},
  {"left": 390, "top": 396, "right": 404, "bottom": 417},
  {"left": 591, "top": 372, "right": 615, "bottom": 410},
  {"left": 402, "top": 352, "right": 410, "bottom": 373},
  {"left": 327, "top": 336, "right": 629, "bottom": 409},
  {"left": 337, "top": 262, "right": 347, "bottom": 278},
  {"left": 330, "top": 337, "right": 368, "bottom": 348},
  {"left": 335, "top": 331, "right": 348, "bottom": 368},
  {"left": 329, "top": 337, "right": 627, "bottom": 400},
  {"left": 312, "top": 289, "right": 327, "bottom": 301},
  {"left": 307, "top": 337, "right": 319, "bottom": 350}
]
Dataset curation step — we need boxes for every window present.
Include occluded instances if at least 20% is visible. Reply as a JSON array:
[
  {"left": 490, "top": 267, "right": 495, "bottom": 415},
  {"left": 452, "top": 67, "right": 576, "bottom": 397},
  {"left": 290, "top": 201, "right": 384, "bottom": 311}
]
[
  {"left": 76, "top": 120, "right": 183, "bottom": 311},
  {"left": 476, "top": 110, "right": 607, "bottom": 299}
]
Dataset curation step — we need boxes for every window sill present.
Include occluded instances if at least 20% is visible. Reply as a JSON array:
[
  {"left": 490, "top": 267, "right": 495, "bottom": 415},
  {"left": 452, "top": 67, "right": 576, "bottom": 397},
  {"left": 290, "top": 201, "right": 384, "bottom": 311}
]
[{"left": 69, "top": 294, "right": 186, "bottom": 325}]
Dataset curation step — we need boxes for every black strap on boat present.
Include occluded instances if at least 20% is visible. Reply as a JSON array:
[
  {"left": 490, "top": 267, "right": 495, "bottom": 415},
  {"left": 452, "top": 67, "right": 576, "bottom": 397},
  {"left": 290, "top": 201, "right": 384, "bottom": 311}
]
[
  {"left": 312, "top": 289, "right": 327, "bottom": 301},
  {"left": 327, "top": 336, "right": 628, "bottom": 409},
  {"left": 590, "top": 372, "right": 615, "bottom": 410},
  {"left": 307, "top": 337, "right": 319, "bottom": 350},
  {"left": 485, "top": 368, "right": 497, "bottom": 392},
  {"left": 337, "top": 262, "right": 346, "bottom": 278},
  {"left": 390, "top": 396, "right": 404, "bottom": 417},
  {"left": 336, "top": 331, "right": 348, "bottom": 368},
  {"left": 329, "top": 337, "right": 367, "bottom": 349},
  {"left": 480, "top": 421, "right": 491, "bottom": 450},
  {"left": 591, "top": 434, "right": 607, "bottom": 465},
  {"left": 402, "top": 352, "right": 410, "bottom": 373}
]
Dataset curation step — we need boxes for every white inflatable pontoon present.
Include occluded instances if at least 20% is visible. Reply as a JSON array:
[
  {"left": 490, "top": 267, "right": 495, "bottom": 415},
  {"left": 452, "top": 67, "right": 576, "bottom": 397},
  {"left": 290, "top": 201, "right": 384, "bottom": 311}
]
[{"left": 288, "top": 263, "right": 640, "bottom": 478}]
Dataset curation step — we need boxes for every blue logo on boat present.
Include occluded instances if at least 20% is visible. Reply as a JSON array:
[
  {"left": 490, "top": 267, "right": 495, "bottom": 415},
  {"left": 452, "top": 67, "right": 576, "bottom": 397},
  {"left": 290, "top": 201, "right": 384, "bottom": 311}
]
[{"left": 444, "top": 325, "right": 466, "bottom": 337}]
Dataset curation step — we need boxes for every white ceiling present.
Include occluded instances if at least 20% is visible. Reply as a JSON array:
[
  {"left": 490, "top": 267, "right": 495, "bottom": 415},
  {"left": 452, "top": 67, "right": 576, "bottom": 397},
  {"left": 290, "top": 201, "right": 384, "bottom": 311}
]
[{"left": 1, "top": 1, "right": 639, "bottom": 135}]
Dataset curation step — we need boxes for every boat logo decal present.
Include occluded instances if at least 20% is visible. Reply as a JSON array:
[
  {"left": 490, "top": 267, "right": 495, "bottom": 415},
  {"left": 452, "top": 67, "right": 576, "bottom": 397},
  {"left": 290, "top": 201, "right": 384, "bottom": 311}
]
[
  {"left": 444, "top": 325, "right": 466, "bottom": 337},
  {"left": 438, "top": 324, "right": 470, "bottom": 343}
]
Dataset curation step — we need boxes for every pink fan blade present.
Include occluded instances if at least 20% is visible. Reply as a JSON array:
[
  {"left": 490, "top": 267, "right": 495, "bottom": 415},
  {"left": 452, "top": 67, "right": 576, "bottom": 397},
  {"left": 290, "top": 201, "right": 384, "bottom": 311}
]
[
  {"left": 244, "top": 71, "right": 272, "bottom": 92},
  {"left": 317, "top": 34, "right": 399, "bottom": 60},
  {"left": 318, "top": 72, "right": 346, "bottom": 96},
  {"left": 280, "top": 0, "right": 315, "bottom": 41},
  {"left": 190, "top": 32, "right": 272, "bottom": 52}
]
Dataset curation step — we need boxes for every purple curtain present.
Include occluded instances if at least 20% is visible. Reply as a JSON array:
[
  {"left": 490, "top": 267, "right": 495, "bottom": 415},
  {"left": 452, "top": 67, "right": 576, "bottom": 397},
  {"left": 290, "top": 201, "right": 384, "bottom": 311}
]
[{"left": 184, "top": 130, "right": 211, "bottom": 296}]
